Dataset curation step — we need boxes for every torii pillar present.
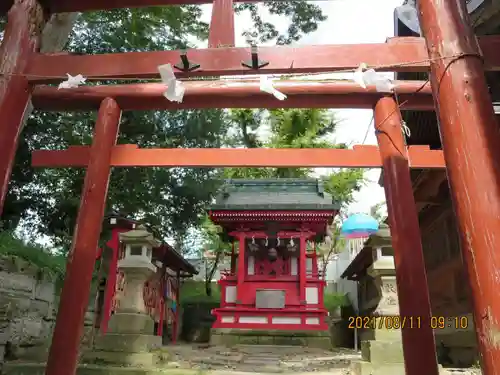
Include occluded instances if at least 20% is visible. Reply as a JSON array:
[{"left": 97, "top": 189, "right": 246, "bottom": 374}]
[
  {"left": 0, "top": 0, "right": 46, "bottom": 215},
  {"left": 45, "top": 98, "right": 122, "bottom": 375},
  {"left": 418, "top": 1, "right": 500, "bottom": 374},
  {"left": 374, "top": 96, "right": 439, "bottom": 375}
]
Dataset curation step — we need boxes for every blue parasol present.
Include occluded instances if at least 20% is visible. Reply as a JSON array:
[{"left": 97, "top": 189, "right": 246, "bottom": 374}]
[{"left": 341, "top": 213, "right": 379, "bottom": 239}]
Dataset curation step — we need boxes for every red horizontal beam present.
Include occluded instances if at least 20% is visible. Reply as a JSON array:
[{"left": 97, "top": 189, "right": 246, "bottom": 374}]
[
  {"left": 1, "top": 0, "right": 302, "bottom": 14},
  {"left": 31, "top": 80, "right": 434, "bottom": 111},
  {"left": 25, "top": 36, "right": 500, "bottom": 82},
  {"left": 32, "top": 144, "right": 445, "bottom": 169}
]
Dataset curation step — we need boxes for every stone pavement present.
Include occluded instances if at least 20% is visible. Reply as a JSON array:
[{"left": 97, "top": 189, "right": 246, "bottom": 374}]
[
  {"left": 164, "top": 344, "right": 360, "bottom": 373},
  {"left": 2, "top": 344, "right": 483, "bottom": 375}
]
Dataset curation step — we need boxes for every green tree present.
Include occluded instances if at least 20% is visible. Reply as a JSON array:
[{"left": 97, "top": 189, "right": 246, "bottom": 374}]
[
  {"left": 370, "top": 202, "right": 387, "bottom": 223},
  {"left": 224, "top": 108, "right": 364, "bottom": 201},
  {"left": 1, "top": 3, "right": 328, "bottom": 247},
  {"left": 236, "top": 2, "right": 327, "bottom": 45},
  {"left": 316, "top": 222, "right": 345, "bottom": 279}
]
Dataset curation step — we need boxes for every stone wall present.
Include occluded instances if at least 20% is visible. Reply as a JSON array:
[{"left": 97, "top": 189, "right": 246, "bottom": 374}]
[{"left": 0, "top": 255, "right": 95, "bottom": 370}]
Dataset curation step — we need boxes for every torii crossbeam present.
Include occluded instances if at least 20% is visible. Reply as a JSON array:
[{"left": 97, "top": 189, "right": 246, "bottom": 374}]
[
  {"left": 21, "top": 36, "right": 500, "bottom": 82},
  {"left": 0, "top": 0, "right": 499, "bottom": 375}
]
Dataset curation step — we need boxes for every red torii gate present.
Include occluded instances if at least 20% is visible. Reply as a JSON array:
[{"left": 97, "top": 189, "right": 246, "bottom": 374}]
[{"left": 0, "top": 0, "right": 499, "bottom": 375}]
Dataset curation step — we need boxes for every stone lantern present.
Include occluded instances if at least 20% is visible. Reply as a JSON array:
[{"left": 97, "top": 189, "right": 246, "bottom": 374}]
[
  {"left": 86, "top": 225, "right": 162, "bottom": 367},
  {"left": 117, "top": 225, "right": 160, "bottom": 314},
  {"left": 364, "top": 223, "right": 399, "bottom": 317}
]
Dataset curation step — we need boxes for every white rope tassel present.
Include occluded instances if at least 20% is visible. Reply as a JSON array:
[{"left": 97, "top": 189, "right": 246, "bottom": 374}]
[
  {"left": 58, "top": 73, "right": 86, "bottom": 89},
  {"left": 401, "top": 120, "right": 411, "bottom": 137},
  {"left": 158, "top": 63, "right": 185, "bottom": 103},
  {"left": 260, "top": 75, "right": 287, "bottom": 100}
]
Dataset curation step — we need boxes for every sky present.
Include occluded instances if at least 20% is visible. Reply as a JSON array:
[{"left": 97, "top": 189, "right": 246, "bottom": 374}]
[{"left": 196, "top": 0, "right": 404, "bottom": 216}]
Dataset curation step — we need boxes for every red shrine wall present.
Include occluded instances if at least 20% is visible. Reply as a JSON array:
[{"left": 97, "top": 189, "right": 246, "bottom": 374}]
[{"left": 213, "top": 235, "right": 328, "bottom": 331}]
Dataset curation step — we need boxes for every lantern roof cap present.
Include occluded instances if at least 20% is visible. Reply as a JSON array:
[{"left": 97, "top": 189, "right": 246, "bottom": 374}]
[
  {"left": 119, "top": 227, "right": 161, "bottom": 247},
  {"left": 364, "top": 223, "right": 392, "bottom": 247},
  {"left": 210, "top": 178, "right": 340, "bottom": 211}
]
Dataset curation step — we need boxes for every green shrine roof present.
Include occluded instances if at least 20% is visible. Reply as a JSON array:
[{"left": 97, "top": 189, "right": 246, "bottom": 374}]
[{"left": 210, "top": 179, "right": 340, "bottom": 211}]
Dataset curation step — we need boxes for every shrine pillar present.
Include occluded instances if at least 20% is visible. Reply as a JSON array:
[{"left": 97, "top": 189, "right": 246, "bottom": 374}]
[
  {"left": 208, "top": 0, "right": 235, "bottom": 47},
  {"left": 417, "top": 1, "right": 500, "bottom": 373},
  {"left": 45, "top": 98, "right": 121, "bottom": 375},
  {"left": 374, "top": 96, "right": 439, "bottom": 375},
  {"left": 236, "top": 232, "right": 246, "bottom": 303},
  {"left": 299, "top": 234, "right": 307, "bottom": 303},
  {"left": 0, "top": 0, "right": 46, "bottom": 215},
  {"left": 230, "top": 242, "right": 236, "bottom": 274}
]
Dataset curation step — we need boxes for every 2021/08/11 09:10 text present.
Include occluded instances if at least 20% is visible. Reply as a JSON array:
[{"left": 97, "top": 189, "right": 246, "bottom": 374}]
[{"left": 347, "top": 316, "right": 469, "bottom": 330}]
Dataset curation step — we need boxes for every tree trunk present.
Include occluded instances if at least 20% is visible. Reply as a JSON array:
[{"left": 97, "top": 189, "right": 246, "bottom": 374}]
[
  {"left": 205, "top": 282, "right": 212, "bottom": 296},
  {"left": 40, "top": 13, "right": 79, "bottom": 53},
  {"left": 205, "top": 252, "right": 222, "bottom": 296},
  {"left": 22, "top": 12, "right": 78, "bottom": 125}
]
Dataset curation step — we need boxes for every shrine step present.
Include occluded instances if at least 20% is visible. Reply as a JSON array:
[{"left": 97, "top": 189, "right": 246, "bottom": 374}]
[{"left": 211, "top": 330, "right": 331, "bottom": 350}]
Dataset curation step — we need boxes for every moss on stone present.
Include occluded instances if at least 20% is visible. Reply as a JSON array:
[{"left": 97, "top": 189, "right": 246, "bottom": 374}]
[{"left": 0, "top": 232, "right": 65, "bottom": 283}]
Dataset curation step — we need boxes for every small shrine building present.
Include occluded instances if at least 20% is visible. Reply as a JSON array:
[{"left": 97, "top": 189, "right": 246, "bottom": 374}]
[{"left": 208, "top": 179, "right": 338, "bottom": 345}]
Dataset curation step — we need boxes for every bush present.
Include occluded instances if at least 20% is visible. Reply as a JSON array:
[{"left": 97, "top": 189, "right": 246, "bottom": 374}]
[
  {"left": 0, "top": 231, "right": 66, "bottom": 277},
  {"left": 181, "top": 280, "right": 220, "bottom": 304},
  {"left": 324, "top": 291, "right": 349, "bottom": 311},
  {"left": 180, "top": 281, "right": 220, "bottom": 342}
]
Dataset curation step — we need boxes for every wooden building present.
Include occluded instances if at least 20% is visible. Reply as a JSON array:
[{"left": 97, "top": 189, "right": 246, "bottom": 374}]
[{"left": 392, "top": 1, "right": 500, "bottom": 365}]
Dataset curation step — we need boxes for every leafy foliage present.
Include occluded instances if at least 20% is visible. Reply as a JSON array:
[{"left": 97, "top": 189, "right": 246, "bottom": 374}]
[
  {"left": 224, "top": 108, "right": 364, "bottom": 198},
  {"left": 2, "top": 8, "right": 230, "bottom": 246},
  {"left": 236, "top": 2, "right": 327, "bottom": 45},
  {"left": 323, "top": 291, "right": 349, "bottom": 311},
  {"left": 2, "top": 3, "right": 328, "bottom": 249},
  {"left": 181, "top": 280, "right": 220, "bottom": 303},
  {"left": 0, "top": 231, "right": 66, "bottom": 277},
  {"left": 316, "top": 222, "right": 345, "bottom": 279},
  {"left": 370, "top": 201, "right": 387, "bottom": 223}
]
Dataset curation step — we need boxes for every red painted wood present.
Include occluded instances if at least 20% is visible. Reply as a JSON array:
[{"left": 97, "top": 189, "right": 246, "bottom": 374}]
[
  {"left": 236, "top": 232, "right": 246, "bottom": 303},
  {"left": 0, "top": 0, "right": 334, "bottom": 13},
  {"left": 173, "top": 270, "right": 180, "bottom": 344},
  {"left": 24, "top": 36, "right": 500, "bottom": 82},
  {"left": 45, "top": 98, "right": 122, "bottom": 375},
  {"left": 212, "top": 307, "right": 329, "bottom": 331},
  {"left": 230, "top": 242, "right": 236, "bottom": 274},
  {"left": 226, "top": 230, "right": 318, "bottom": 239},
  {"left": 31, "top": 145, "right": 447, "bottom": 169},
  {"left": 418, "top": 1, "right": 500, "bottom": 373},
  {"left": 0, "top": 0, "right": 45, "bottom": 215},
  {"left": 208, "top": 0, "right": 235, "bottom": 48},
  {"left": 31, "top": 80, "right": 435, "bottom": 111},
  {"left": 299, "top": 236, "right": 306, "bottom": 304},
  {"left": 375, "top": 97, "right": 438, "bottom": 375}
]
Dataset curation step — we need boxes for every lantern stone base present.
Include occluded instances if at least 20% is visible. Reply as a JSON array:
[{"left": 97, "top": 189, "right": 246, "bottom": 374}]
[
  {"left": 351, "top": 329, "right": 407, "bottom": 374},
  {"left": 210, "top": 328, "right": 332, "bottom": 349},
  {"left": 80, "top": 309, "right": 161, "bottom": 367},
  {"left": 107, "top": 312, "right": 155, "bottom": 334}
]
